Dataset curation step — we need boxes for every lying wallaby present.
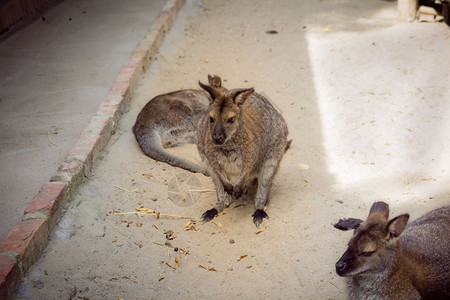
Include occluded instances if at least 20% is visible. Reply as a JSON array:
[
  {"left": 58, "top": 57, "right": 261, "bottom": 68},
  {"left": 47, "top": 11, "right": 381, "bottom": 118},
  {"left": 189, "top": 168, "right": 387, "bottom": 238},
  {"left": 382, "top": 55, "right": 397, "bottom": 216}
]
[
  {"left": 133, "top": 75, "right": 225, "bottom": 176},
  {"left": 335, "top": 201, "right": 450, "bottom": 300},
  {"left": 197, "top": 80, "right": 290, "bottom": 227}
]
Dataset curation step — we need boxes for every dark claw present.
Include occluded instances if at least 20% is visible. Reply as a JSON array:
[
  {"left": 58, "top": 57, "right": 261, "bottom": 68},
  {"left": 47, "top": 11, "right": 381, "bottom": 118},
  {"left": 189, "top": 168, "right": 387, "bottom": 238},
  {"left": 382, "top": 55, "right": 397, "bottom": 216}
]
[
  {"left": 333, "top": 218, "right": 363, "bottom": 231},
  {"left": 201, "top": 208, "right": 218, "bottom": 223},
  {"left": 252, "top": 209, "right": 269, "bottom": 228}
]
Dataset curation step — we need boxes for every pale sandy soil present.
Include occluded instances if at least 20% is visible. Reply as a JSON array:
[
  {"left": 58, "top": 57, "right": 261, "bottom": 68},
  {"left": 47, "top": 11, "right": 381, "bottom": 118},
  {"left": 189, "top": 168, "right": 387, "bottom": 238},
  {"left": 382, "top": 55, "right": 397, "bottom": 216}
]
[{"left": 16, "top": 0, "right": 450, "bottom": 299}]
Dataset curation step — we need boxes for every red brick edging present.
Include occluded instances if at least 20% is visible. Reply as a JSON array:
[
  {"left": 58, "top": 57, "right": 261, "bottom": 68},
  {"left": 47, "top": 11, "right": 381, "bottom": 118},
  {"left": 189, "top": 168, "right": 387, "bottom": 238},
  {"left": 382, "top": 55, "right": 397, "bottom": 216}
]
[{"left": 0, "top": 0, "right": 185, "bottom": 298}]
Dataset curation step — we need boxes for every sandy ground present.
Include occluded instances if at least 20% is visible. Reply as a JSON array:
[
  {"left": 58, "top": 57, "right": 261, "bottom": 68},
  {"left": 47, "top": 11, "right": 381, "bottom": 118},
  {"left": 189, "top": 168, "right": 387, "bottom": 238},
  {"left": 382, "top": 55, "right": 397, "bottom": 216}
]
[{"left": 15, "top": 0, "right": 450, "bottom": 299}]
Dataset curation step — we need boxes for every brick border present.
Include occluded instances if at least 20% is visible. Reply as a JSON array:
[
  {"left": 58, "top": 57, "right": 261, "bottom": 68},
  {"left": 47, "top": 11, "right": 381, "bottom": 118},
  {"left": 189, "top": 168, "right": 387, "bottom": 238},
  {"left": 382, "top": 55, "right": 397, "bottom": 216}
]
[{"left": 0, "top": 0, "right": 185, "bottom": 298}]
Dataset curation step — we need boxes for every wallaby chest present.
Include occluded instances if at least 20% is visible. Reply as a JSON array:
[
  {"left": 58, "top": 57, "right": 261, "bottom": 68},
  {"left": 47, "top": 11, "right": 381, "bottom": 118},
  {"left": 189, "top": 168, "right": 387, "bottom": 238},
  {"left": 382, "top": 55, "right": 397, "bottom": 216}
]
[{"left": 214, "top": 148, "right": 242, "bottom": 184}]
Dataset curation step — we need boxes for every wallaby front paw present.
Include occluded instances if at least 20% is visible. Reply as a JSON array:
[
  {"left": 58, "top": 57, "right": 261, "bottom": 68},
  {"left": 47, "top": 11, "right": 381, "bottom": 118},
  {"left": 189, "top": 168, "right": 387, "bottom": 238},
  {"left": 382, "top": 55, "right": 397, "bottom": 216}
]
[
  {"left": 233, "top": 184, "right": 246, "bottom": 199},
  {"left": 252, "top": 209, "right": 269, "bottom": 228},
  {"left": 201, "top": 208, "right": 218, "bottom": 223},
  {"left": 223, "top": 183, "right": 234, "bottom": 195}
]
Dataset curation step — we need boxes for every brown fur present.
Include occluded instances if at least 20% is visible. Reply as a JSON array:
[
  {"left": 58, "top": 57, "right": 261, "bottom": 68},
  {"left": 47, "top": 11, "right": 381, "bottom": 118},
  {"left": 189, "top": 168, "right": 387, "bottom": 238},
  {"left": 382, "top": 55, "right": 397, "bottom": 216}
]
[
  {"left": 336, "top": 202, "right": 450, "bottom": 300},
  {"left": 197, "top": 79, "right": 289, "bottom": 227},
  {"left": 133, "top": 76, "right": 224, "bottom": 176}
]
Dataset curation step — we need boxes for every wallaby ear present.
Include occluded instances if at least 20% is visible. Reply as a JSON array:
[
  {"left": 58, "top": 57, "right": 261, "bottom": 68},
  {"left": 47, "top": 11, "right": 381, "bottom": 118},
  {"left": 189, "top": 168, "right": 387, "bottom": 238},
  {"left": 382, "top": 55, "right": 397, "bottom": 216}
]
[
  {"left": 387, "top": 214, "right": 409, "bottom": 239},
  {"left": 334, "top": 218, "right": 364, "bottom": 231},
  {"left": 231, "top": 88, "right": 254, "bottom": 106},
  {"left": 208, "top": 75, "right": 222, "bottom": 89},
  {"left": 368, "top": 201, "right": 389, "bottom": 222},
  {"left": 199, "top": 81, "right": 216, "bottom": 102}
]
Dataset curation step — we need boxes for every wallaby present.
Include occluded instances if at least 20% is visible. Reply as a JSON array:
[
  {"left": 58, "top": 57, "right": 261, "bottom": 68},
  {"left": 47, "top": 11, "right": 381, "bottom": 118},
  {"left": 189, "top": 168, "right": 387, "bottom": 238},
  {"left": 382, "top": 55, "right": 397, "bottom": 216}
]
[
  {"left": 335, "top": 201, "right": 450, "bottom": 300},
  {"left": 197, "top": 80, "right": 290, "bottom": 227},
  {"left": 133, "top": 75, "right": 225, "bottom": 176}
]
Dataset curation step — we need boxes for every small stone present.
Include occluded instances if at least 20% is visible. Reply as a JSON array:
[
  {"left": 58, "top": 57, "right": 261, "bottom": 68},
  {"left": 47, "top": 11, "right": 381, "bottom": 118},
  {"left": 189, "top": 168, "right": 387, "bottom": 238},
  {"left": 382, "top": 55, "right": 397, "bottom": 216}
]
[{"left": 229, "top": 239, "right": 235, "bottom": 244}]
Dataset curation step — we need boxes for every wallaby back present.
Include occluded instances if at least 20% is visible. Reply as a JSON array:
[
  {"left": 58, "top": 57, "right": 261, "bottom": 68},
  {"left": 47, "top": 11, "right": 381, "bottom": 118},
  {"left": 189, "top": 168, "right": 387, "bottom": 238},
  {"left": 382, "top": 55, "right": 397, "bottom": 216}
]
[
  {"left": 400, "top": 207, "right": 450, "bottom": 299},
  {"left": 133, "top": 89, "right": 209, "bottom": 175},
  {"left": 133, "top": 75, "right": 227, "bottom": 175},
  {"left": 335, "top": 202, "right": 450, "bottom": 300}
]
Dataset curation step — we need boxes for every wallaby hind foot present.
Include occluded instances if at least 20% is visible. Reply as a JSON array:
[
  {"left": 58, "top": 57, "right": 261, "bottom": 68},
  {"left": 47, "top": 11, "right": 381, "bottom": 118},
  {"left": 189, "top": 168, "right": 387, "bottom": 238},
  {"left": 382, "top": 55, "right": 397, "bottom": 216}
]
[
  {"left": 200, "top": 208, "right": 218, "bottom": 223},
  {"left": 252, "top": 209, "right": 269, "bottom": 228}
]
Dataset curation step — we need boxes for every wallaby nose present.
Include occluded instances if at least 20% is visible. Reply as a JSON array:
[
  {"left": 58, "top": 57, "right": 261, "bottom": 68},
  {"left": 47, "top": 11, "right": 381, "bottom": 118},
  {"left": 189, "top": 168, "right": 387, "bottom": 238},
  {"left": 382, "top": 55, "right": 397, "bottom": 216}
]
[
  {"left": 212, "top": 123, "right": 226, "bottom": 145},
  {"left": 212, "top": 133, "right": 225, "bottom": 145},
  {"left": 335, "top": 260, "right": 347, "bottom": 276}
]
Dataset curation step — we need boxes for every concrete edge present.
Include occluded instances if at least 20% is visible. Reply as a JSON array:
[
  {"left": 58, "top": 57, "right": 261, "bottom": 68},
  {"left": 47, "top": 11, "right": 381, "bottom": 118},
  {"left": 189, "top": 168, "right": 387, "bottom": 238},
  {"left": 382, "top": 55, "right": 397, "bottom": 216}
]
[{"left": 0, "top": 0, "right": 186, "bottom": 298}]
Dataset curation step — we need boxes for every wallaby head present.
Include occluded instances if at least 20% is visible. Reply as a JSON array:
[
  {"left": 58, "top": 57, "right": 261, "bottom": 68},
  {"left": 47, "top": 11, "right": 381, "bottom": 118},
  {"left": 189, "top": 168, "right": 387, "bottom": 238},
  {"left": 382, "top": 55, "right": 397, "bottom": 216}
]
[
  {"left": 336, "top": 201, "right": 410, "bottom": 277},
  {"left": 199, "top": 79, "right": 254, "bottom": 145}
]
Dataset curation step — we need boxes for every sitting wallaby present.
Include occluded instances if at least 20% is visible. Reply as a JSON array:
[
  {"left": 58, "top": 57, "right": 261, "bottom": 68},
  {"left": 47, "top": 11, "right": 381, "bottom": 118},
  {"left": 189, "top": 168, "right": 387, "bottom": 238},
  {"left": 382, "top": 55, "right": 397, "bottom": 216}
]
[
  {"left": 197, "top": 80, "right": 290, "bottom": 227},
  {"left": 335, "top": 201, "right": 450, "bottom": 300},
  {"left": 133, "top": 75, "right": 225, "bottom": 176}
]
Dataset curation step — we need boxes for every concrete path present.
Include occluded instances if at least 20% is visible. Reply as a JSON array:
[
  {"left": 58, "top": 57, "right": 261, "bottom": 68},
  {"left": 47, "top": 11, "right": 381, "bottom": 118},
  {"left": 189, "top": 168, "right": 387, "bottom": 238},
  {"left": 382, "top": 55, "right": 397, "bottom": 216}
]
[
  {"left": 0, "top": 0, "right": 167, "bottom": 242},
  {"left": 6, "top": 0, "right": 450, "bottom": 299}
]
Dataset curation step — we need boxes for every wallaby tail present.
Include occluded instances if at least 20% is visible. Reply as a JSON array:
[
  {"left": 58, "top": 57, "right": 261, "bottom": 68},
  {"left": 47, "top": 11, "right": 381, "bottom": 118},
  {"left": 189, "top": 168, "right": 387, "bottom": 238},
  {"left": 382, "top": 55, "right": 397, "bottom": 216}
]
[{"left": 133, "top": 126, "right": 208, "bottom": 176}]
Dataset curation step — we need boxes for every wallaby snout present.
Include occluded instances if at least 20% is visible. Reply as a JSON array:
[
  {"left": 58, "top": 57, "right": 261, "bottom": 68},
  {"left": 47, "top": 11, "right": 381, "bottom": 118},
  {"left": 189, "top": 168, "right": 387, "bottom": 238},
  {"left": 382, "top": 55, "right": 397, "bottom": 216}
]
[
  {"left": 335, "top": 260, "right": 346, "bottom": 276},
  {"left": 335, "top": 248, "right": 354, "bottom": 277},
  {"left": 211, "top": 120, "right": 226, "bottom": 145}
]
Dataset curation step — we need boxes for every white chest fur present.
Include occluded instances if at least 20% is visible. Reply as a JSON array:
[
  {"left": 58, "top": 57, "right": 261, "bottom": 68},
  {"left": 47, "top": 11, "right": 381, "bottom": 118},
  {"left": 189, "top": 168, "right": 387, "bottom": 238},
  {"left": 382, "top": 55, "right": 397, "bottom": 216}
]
[{"left": 216, "top": 149, "right": 242, "bottom": 184}]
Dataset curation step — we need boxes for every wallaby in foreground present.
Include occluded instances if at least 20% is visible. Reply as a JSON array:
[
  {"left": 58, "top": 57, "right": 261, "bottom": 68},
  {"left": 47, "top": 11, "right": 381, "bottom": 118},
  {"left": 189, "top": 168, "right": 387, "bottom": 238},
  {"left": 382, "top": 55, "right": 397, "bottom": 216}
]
[
  {"left": 133, "top": 76, "right": 225, "bottom": 176},
  {"left": 335, "top": 201, "right": 450, "bottom": 300},
  {"left": 197, "top": 79, "right": 290, "bottom": 227}
]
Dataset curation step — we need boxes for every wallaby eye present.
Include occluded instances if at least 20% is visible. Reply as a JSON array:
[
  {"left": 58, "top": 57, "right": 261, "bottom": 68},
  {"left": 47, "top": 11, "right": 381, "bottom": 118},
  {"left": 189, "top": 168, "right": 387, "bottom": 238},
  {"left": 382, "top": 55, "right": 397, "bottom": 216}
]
[
  {"left": 227, "top": 117, "right": 235, "bottom": 124},
  {"left": 210, "top": 116, "right": 214, "bottom": 123},
  {"left": 360, "top": 251, "right": 375, "bottom": 257}
]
